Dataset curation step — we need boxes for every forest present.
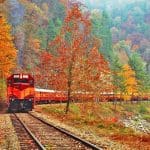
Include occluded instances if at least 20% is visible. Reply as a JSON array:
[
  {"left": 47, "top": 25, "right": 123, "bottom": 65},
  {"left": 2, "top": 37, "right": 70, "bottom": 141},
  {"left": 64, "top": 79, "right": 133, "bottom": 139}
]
[
  {"left": 0, "top": 0, "right": 150, "bottom": 99},
  {"left": 0, "top": 1, "right": 150, "bottom": 149}
]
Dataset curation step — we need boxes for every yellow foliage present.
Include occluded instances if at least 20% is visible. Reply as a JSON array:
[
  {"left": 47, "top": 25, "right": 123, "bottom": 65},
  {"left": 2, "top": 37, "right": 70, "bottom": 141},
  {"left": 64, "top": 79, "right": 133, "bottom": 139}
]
[
  {"left": 123, "top": 64, "right": 138, "bottom": 100},
  {"left": 0, "top": 15, "right": 17, "bottom": 78},
  {"left": 28, "top": 38, "right": 40, "bottom": 53},
  {"left": 0, "top": 15, "right": 16, "bottom": 99}
]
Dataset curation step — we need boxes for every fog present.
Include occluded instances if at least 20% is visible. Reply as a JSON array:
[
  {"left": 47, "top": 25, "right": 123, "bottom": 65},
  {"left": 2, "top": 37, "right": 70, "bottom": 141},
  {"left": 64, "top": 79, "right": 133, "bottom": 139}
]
[{"left": 79, "top": 0, "right": 149, "bottom": 10}]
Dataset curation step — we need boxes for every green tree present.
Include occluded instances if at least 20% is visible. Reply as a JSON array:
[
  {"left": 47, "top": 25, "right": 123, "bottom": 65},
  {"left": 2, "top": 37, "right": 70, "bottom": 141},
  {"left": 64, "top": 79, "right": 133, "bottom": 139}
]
[
  {"left": 91, "top": 10, "right": 113, "bottom": 61},
  {"left": 129, "top": 52, "right": 150, "bottom": 93},
  {"left": 37, "top": 19, "right": 62, "bottom": 50},
  {"left": 46, "top": 19, "right": 59, "bottom": 50},
  {"left": 36, "top": 27, "right": 47, "bottom": 49},
  {"left": 111, "top": 55, "right": 125, "bottom": 95}
]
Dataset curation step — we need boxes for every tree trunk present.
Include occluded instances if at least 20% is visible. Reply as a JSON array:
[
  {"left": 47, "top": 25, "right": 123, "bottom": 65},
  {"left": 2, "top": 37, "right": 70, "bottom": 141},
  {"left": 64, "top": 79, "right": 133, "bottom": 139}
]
[
  {"left": 65, "top": 63, "right": 73, "bottom": 114},
  {"left": 66, "top": 85, "right": 71, "bottom": 114}
]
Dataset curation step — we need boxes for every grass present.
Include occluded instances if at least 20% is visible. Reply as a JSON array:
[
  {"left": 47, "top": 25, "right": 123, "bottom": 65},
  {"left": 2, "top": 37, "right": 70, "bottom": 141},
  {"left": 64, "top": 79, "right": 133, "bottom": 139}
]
[
  {"left": 138, "top": 104, "right": 149, "bottom": 114},
  {"left": 36, "top": 102, "right": 150, "bottom": 133},
  {"left": 142, "top": 114, "right": 150, "bottom": 122},
  {"left": 35, "top": 101, "right": 150, "bottom": 149},
  {"left": 41, "top": 105, "right": 65, "bottom": 115}
]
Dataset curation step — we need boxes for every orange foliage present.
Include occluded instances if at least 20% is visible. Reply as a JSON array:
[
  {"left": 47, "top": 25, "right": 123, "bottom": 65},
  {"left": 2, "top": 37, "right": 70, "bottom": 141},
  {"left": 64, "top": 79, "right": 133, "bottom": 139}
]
[
  {"left": 35, "top": 52, "right": 54, "bottom": 88},
  {"left": 82, "top": 47, "right": 112, "bottom": 95},
  {"left": 0, "top": 15, "right": 16, "bottom": 78},
  {"left": 105, "top": 117, "right": 118, "bottom": 124},
  {"left": 36, "top": 4, "right": 112, "bottom": 113},
  {"left": 111, "top": 134, "right": 150, "bottom": 150},
  {"left": 48, "top": 4, "right": 112, "bottom": 100}
]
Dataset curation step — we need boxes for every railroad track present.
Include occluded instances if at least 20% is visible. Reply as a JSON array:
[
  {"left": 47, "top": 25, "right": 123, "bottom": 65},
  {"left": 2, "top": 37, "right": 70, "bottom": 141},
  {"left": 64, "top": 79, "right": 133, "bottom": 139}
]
[
  {"left": 10, "top": 113, "right": 104, "bottom": 150},
  {"left": 10, "top": 113, "right": 45, "bottom": 150}
]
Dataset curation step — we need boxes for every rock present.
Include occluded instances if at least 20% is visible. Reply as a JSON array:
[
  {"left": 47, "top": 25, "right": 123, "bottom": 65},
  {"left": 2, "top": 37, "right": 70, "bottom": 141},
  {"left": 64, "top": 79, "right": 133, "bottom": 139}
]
[{"left": 121, "top": 115, "right": 150, "bottom": 134}]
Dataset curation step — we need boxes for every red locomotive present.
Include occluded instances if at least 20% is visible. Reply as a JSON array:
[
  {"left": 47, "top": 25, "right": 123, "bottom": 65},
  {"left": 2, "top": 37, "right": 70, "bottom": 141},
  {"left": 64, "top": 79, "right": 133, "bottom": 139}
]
[{"left": 7, "top": 74, "right": 34, "bottom": 112}]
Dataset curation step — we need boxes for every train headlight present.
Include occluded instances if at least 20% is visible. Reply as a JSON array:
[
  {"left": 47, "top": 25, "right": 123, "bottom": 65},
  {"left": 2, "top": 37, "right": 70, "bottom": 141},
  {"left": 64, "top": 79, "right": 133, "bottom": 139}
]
[
  {"left": 29, "top": 98, "right": 33, "bottom": 101},
  {"left": 10, "top": 98, "right": 14, "bottom": 101}
]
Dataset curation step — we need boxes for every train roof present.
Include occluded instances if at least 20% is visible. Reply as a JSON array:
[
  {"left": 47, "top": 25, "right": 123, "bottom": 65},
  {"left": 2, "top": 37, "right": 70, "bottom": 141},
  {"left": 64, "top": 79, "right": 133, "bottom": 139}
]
[
  {"left": 7, "top": 74, "right": 33, "bottom": 80},
  {"left": 35, "top": 88, "right": 55, "bottom": 93},
  {"left": 35, "top": 88, "right": 67, "bottom": 93}
]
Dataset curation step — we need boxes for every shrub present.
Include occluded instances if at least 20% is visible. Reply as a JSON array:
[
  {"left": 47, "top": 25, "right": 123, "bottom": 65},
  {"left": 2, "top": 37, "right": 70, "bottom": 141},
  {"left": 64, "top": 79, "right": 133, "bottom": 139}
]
[
  {"left": 143, "top": 114, "right": 150, "bottom": 122},
  {"left": 70, "top": 104, "right": 80, "bottom": 115},
  {"left": 97, "top": 124, "right": 105, "bottom": 128},
  {"left": 42, "top": 107, "right": 64, "bottom": 114},
  {"left": 138, "top": 104, "right": 148, "bottom": 114}
]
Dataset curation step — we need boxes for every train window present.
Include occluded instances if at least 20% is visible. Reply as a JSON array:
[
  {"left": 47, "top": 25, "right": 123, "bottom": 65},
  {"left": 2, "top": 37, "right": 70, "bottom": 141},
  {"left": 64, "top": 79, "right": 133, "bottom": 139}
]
[
  {"left": 21, "top": 79, "right": 28, "bottom": 83},
  {"left": 23, "top": 75, "right": 28, "bottom": 78},
  {"left": 13, "top": 78, "right": 20, "bottom": 83},
  {"left": 14, "top": 75, "right": 19, "bottom": 78},
  {"left": 13, "top": 78, "right": 28, "bottom": 83}
]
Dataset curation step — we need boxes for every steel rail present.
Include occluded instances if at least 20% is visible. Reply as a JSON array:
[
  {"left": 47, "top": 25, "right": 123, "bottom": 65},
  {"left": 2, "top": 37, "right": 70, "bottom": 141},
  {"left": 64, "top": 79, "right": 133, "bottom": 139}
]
[
  {"left": 29, "top": 112, "right": 104, "bottom": 150},
  {"left": 14, "top": 113, "right": 46, "bottom": 150}
]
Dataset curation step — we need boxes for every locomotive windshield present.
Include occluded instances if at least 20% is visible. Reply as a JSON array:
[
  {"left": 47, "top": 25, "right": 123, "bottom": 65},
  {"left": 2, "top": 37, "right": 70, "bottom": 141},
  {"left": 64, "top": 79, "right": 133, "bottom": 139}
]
[{"left": 13, "top": 78, "right": 29, "bottom": 83}]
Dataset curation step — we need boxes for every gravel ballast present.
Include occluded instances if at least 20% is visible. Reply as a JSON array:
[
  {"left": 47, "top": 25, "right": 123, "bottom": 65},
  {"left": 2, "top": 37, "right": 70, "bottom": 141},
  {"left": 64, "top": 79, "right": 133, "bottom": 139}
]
[{"left": 0, "top": 114, "right": 20, "bottom": 150}]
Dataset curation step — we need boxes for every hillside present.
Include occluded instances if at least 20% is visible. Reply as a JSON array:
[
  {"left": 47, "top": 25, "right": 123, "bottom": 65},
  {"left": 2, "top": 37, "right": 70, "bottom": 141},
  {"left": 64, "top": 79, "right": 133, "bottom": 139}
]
[
  {"left": 0, "top": 0, "right": 150, "bottom": 97},
  {"left": 81, "top": 0, "right": 150, "bottom": 72},
  {"left": 1, "top": 0, "right": 149, "bottom": 71},
  {"left": 0, "top": 0, "right": 65, "bottom": 70}
]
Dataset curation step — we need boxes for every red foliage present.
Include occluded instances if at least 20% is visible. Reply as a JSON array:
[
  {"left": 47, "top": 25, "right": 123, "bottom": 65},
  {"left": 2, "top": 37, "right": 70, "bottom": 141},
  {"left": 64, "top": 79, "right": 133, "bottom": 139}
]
[{"left": 38, "top": 4, "right": 112, "bottom": 107}]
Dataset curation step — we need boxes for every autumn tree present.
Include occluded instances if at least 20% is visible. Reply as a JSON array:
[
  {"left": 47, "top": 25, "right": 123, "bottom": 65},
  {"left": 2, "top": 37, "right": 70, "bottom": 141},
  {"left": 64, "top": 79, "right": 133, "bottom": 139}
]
[
  {"left": 0, "top": 15, "right": 17, "bottom": 98},
  {"left": 86, "top": 47, "right": 111, "bottom": 97},
  {"left": 48, "top": 3, "right": 111, "bottom": 113},
  {"left": 35, "top": 51, "right": 54, "bottom": 89},
  {"left": 49, "top": 4, "right": 92, "bottom": 113},
  {"left": 122, "top": 64, "right": 138, "bottom": 101}
]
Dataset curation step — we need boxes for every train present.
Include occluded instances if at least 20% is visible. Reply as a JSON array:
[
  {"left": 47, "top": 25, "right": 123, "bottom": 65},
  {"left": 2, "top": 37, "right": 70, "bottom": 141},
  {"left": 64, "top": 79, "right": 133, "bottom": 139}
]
[
  {"left": 7, "top": 74, "right": 35, "bottom": 112},
  {"left": 7, "top": 73, "right": 150, "bottom": 112}
]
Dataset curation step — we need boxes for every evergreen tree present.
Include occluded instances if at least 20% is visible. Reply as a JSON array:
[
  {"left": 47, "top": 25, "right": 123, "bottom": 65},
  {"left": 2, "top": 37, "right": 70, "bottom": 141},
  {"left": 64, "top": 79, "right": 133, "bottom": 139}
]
[
  {"left": 129, "top": 52, "right": 150, "bottom": 93},
  {"left": 91, "top": 10, "right": 113, "bottom": 61},
  {"left": 111, "top": 55, "right": 125, "bottom": 94},
  {"left": 36, "top": 18, "right": 62, "bottom": 50},
  {"left": 36, "top": 27, "right": 47, "bottom": 49},
  {"left": 46, "top": 19, "right": 57, "bottom": 43}
]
